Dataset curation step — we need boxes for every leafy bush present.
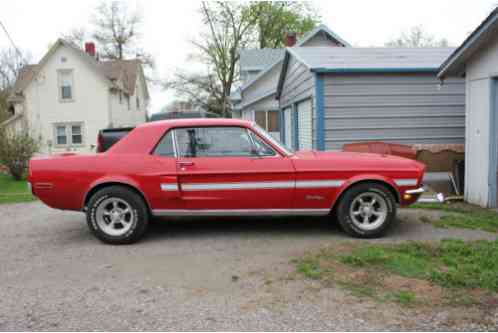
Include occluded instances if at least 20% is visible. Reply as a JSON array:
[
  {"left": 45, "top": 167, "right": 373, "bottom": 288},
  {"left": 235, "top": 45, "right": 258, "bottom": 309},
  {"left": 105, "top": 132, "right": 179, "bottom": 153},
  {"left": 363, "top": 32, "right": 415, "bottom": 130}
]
[{"left": 0, "top": 128, "right": 39, "bottom": 180}]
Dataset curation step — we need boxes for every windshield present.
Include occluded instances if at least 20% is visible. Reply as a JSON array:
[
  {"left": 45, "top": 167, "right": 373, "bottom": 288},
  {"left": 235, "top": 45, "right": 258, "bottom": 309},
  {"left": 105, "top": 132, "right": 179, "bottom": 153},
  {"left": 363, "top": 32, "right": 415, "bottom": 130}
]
[{"left": 252, "top": 123, "right": 294, "bottom": 155}]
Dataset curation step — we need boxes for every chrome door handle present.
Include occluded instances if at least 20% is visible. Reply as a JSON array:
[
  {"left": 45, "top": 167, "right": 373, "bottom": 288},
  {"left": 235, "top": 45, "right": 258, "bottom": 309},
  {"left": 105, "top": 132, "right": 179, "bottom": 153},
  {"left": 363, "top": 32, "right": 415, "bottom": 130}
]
[{"left": 177, "top": 161, "right": 195, "bottom": 167}]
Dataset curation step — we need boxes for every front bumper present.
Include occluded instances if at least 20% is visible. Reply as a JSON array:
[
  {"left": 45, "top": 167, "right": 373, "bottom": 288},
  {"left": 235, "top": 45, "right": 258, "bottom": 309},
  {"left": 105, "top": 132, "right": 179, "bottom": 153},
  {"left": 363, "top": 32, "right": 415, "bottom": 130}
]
[
  {"left": 400, "top": 186, "right": 425, "bottom": 206},
  {"left": 405, "top": 187, "right": 425, "bottom": 195},
  {"left": 401, "top": 186, "right": 445, "bottom": 205}
]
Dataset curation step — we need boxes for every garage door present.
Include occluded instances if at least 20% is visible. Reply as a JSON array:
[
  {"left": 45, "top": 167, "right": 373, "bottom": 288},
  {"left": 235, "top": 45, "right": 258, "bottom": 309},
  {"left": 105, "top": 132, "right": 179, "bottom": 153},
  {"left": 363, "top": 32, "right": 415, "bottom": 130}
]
[
  {"left": 297, "top": 99, "right": 312, "bottom": 150},
  {"left": 324, "top": 74, "right": 465, "bottom": 150},
  {"left": 283, "top": 107, "right": 292, "bottom": 147}
]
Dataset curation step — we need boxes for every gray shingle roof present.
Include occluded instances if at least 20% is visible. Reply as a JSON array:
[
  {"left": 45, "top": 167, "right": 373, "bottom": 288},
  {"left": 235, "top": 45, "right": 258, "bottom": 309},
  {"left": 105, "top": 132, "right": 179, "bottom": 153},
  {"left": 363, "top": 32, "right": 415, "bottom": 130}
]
[
  {"left": 296, "top": 24, "right": 350, "bottom": 47},
  {"left": 239, "top": 25, "right": 350, "bottom": 72},
  {"left": 288, "top": 47, "right": 456, "bottom": 71},
  {"left": 239, "top": 48, "right": 285, "bottom": 70}
]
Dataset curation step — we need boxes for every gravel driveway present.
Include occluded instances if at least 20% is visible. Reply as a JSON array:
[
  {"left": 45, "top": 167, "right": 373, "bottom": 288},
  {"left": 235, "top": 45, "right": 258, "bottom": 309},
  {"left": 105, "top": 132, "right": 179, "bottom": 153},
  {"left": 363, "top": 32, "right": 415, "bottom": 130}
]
[{"left": 0, "top": 202, "right": 497, "bottom": 331}]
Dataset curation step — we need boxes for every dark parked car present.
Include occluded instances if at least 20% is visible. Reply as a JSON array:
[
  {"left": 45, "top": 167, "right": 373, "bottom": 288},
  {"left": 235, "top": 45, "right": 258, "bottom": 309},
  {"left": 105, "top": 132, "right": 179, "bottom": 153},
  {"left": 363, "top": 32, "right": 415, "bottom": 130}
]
[{"left": 97, "top": 111, "right": 221, "bottom": 152}]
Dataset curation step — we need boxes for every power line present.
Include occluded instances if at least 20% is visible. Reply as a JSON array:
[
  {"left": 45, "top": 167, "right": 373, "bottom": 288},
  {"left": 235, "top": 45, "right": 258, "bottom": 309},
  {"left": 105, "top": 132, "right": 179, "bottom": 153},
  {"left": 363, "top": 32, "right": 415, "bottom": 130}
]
[{"left": 0, "top": 19, "right": 27, "bottom": 65}]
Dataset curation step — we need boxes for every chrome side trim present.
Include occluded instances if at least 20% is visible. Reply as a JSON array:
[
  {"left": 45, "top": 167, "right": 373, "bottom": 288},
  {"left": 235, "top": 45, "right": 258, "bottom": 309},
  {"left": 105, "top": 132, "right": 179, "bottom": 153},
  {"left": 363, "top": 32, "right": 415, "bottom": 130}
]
[
  {"left": 295, "top": 180, "right": 344, "bottom": 188},
  {"left": 394, "top": 179, "right": 418, "bottom": 186},
  {"left": 160, "top": 183, "right": 179, "bottom": 191},
  {"left": 152, "top": 208, "right": 330, "bottom": 217},
  {"left": 405, "top": 187, "right": 425, "bottom": 194},
  {"left": 180, "top": 180, "right": 345, "bottom": 191},
  {"left": 182, "top": 181, "right": 295, "bottom": 191}
]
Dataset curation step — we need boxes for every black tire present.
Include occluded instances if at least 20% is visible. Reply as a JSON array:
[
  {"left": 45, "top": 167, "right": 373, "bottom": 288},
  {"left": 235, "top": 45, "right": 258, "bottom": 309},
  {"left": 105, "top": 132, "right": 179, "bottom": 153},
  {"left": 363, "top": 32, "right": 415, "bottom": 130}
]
[
  {"left": 86, "top": 186, "right": 149, "bottom": 244},
  {"left": 335, "top": 182, "right": 397, "bottom": 238}
]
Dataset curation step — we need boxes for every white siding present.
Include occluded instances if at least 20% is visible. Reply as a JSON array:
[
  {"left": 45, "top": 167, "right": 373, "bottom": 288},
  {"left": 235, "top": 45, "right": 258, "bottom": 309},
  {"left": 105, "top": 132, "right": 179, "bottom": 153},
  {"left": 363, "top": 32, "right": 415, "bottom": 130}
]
[
  {"left": 464, "top": 31, "right": 498, "bottom": 207},
  {"left": 109, "top": 72, "right": 148, "bottom": 127},
  {"left": 297, "top": 99, "right": 312, "bottom": 150},
  {"left": 23, "top": 46, "right": 110, "bottom": 154}
]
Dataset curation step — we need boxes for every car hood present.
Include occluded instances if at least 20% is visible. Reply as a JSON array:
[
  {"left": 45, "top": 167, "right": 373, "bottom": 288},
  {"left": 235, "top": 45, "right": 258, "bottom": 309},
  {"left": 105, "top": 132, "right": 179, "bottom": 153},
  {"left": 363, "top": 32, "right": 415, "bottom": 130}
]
[{"left": 293, "top": 150, "right": 425, "bottom": 172}]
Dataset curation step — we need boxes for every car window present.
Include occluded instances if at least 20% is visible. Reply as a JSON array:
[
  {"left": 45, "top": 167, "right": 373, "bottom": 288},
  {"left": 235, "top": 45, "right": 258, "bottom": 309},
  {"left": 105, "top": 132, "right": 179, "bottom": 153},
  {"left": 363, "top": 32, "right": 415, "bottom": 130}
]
[
  {"left": 153, "top": 130, "right": 175, "bottom": 157},
  {"left": 174, "top": 127, "right": 254, "bottom": 157},
  {"left": 249, "top": 131, "right": 276, "bottom": 156}
]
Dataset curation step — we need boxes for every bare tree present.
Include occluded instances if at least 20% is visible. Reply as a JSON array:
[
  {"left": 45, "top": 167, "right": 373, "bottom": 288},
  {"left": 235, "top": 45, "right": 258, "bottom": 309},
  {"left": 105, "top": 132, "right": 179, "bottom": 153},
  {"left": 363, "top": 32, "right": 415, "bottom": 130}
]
[
  {"left": 0, "top": 48, "right": 31, "bottom": 122},
  {"left": 162, "top": 70, "right": 225, "bottom": 115},
  {"left": 386, "top": 26, "right": 449, "bottom": 47},
  {"left": 91, "top": 1, "right": 154, "bottom": 68},
  {"left": 60, "top": 27, "right": 88, "bottom": 47}
]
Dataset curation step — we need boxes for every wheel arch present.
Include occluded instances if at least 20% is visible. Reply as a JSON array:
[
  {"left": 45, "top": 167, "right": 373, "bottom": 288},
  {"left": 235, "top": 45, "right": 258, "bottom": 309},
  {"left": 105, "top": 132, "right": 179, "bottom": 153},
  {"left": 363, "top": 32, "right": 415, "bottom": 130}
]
[
  {"left": 83, "top": 180, "right": 152, "bottom": 214},
  {"left": 330, "top": 177, "right": 400, "bottom": 213}
]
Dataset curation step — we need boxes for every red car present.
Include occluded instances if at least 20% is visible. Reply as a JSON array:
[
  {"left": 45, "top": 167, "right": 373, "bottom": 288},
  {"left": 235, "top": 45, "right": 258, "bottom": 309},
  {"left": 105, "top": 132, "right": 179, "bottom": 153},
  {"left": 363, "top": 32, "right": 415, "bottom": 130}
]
[{"left": 28, "top": 118, "right": 425, "bottom": 244}]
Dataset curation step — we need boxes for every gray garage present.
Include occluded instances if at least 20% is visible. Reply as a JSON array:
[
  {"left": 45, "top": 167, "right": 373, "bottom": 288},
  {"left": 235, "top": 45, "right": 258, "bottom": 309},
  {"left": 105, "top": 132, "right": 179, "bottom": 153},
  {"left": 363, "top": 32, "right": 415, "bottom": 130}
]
[
  {"left": 276, "top": 47, "right": 465, "bottom": 151},
  {"left": 438, "top": 7, "right": 498, "bottom": 208}
]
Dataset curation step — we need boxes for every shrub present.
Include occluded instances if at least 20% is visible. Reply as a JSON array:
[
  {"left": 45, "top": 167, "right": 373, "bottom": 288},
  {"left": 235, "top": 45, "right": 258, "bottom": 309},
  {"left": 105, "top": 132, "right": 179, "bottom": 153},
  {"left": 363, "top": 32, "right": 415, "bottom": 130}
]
[{"left": 0, "top": 128, "right": 39, "bottom": 180}]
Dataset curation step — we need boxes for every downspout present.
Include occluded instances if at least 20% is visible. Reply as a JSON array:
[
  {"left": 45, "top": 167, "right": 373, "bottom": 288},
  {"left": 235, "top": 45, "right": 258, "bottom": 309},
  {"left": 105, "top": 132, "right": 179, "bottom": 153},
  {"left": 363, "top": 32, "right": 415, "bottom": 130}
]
[
  {"left": 488, "top": 78, "right": 497, "bottom": 207},
  {"left": 314, "top": 73, "right": 325, "bottom": 151}
]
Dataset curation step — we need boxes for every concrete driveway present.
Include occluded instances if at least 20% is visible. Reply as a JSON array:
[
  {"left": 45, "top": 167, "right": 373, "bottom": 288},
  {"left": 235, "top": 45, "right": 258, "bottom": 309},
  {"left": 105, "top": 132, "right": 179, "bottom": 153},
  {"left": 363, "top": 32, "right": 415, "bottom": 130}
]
[{"left": 0, "top": 201, "right": 496, "bottom": 331}]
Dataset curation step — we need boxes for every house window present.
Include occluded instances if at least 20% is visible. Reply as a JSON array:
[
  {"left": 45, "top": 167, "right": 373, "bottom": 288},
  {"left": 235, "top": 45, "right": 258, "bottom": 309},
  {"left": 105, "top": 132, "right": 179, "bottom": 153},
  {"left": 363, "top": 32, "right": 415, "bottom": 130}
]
[
  {"left": 55, "top": 125, "right": 67, "bottom": 145},
  {"left": 255, "top": 110, "right": 280, "bottom": 132},
  {"left": 54, "top": 123, "right": 84, "bottom": 146},
  {"left": 58, "top": 70, "right": 74, "bottom": 101},
  {"left": 71, "top": 125, "right": 82, "bottom": 144},
  {"left": 136, "top": 96, "right": 140, "bottom": 109}
]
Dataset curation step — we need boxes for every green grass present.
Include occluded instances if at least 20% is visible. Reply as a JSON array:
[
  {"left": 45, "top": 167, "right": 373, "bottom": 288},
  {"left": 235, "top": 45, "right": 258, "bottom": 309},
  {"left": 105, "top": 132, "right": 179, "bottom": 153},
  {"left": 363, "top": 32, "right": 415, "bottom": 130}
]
[
  {"left": 339, "top": 239, "right": 498, "bottom": 291},
  {"left": 410, "top": 203, "right": 498, "bottom": 233},
  {"left": 293, "top": 239, "right": 498, "bottom": 306},
  {"left": 0, "top": 173, "right": 36, "bottom": 204}
]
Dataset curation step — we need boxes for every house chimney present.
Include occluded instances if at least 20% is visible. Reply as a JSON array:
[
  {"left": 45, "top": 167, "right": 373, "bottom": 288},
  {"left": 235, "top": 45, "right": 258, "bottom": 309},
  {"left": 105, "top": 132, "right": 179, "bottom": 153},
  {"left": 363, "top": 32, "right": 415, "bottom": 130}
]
[
  {"left": 85, "top": 42, "right": 96, "bottom": 57},
  {"left": 285, "top": 32, "right": 297, "bottom": 47}
]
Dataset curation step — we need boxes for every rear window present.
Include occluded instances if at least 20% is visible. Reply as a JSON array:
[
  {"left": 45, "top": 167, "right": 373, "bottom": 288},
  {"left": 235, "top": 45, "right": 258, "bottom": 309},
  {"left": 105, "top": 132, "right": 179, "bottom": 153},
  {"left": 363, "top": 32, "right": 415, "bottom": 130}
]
[{"left": 153, "top": 131, "right": 175, "bottom": 157}]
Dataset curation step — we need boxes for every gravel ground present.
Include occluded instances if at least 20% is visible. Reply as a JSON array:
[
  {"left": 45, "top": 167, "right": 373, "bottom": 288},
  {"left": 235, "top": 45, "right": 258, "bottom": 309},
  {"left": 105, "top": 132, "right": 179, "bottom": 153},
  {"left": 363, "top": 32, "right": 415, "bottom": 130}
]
[{"left": 0, "top": 201, "right": 497, "bottom": 331}]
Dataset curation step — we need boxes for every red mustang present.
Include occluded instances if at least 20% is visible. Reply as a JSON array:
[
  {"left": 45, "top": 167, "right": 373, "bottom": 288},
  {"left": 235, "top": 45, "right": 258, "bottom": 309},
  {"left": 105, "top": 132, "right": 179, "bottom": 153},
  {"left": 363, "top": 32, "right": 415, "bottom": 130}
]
[{"left": 28, "top": 119, "right": 425, "bottom": 244}]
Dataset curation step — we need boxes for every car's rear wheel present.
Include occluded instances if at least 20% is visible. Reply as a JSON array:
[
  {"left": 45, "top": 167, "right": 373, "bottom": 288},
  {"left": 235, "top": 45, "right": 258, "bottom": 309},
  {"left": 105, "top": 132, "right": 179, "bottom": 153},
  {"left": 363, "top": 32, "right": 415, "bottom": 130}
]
[
  {"left": 335, "top": 182, "right": 396, "bottom": 238},
  {"left": 86, "top": 186, "right": 149, "bottom": 244}
]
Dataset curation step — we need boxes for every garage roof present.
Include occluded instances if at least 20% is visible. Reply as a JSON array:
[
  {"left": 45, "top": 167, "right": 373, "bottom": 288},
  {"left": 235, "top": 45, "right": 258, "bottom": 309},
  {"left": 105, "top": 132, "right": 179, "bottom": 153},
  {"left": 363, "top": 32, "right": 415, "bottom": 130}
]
[
  {"left": 287, "top": 47, "right": 455, "bottom": 73},
  {"left": 438, "top": 7, "right": 498, "bottom": 79}
]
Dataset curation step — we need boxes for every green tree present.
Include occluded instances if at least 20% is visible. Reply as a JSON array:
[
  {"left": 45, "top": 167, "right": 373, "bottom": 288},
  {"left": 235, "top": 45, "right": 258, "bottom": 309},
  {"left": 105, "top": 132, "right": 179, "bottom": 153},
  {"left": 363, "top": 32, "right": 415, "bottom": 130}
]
[
  {"left": 385, "top": 26, "right": 449, "bottom": 47},
  {"left": 166, "top": 1, "right": 320, "bottom": 116},
  {"left": 250, "top": 2, "right": 319, "bottom": 48}
]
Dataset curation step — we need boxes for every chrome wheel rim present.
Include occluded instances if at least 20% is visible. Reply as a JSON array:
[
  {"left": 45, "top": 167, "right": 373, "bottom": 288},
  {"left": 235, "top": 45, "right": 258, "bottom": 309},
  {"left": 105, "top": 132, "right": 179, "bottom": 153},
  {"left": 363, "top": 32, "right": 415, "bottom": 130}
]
[
  {"left": 349, "top": 192, "right": 388, "bottom": 231},
  {"left": 95, "top": 198, "right": 134, "bottom": 237}
]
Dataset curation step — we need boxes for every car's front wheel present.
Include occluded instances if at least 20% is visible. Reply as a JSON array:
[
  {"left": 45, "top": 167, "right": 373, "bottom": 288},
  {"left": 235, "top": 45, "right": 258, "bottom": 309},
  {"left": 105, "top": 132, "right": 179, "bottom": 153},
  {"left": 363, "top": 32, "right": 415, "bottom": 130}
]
[
  {"left": 335, "top": 182, "right": 397, "bottom": 238},
  {"left": 86, "top": 186, "right": 149, "bottom": 244}
]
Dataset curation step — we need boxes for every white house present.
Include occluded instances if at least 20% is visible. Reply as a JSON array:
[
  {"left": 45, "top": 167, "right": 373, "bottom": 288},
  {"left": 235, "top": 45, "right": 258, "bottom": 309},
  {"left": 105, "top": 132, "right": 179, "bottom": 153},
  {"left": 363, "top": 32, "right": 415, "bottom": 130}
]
[
  {"left": 438, "top": 7, "right": 498, "bottom": 207},
  {"left": 1, "top": 39, "right": 149, "bottom": 153}
]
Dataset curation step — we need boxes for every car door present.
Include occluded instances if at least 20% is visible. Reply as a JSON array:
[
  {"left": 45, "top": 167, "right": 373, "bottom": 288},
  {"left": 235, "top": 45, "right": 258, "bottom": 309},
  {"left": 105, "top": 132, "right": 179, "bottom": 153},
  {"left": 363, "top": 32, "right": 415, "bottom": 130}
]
[
  {"left": 173, "top": 126, "right": 295, "bottom": 212},
  {"left": 148, "top": 129, "right": 184, "bottom": 210}
]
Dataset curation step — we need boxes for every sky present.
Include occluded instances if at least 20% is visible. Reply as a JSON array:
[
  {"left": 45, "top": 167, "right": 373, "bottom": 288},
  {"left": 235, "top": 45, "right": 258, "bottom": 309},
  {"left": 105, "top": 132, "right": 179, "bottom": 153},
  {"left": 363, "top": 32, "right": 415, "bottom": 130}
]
[{"left": 0, "top": 0, "right": 496, "bottom": 114}]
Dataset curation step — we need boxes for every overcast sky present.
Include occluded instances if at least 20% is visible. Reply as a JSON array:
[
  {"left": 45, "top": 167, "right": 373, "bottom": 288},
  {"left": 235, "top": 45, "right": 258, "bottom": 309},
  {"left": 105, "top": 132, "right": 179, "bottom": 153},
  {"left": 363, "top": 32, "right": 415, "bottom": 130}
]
[{"left": 1, "top": 0, "right": 496, "bottom": 114}]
